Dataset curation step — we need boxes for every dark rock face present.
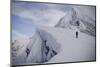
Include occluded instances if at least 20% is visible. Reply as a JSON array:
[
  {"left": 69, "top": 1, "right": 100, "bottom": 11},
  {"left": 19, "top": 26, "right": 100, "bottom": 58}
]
[
  {"left": 41, "top": 39, "right": 57, "bottom": 62},
  {"left": 38, "top": 29, "right": 60, "bottom": 63}
]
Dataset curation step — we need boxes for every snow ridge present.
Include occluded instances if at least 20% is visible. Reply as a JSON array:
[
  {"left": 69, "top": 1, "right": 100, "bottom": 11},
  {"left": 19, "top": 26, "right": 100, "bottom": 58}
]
[{"left": 55, "top": 7, "right": 96, "bottom": 37}]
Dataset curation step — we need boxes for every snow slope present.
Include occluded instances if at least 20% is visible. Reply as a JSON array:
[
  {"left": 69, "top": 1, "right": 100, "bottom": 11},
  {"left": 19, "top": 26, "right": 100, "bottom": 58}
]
[
  {"left": 26, "top": 30, "right": 43, "bottom": 64},
  {"left": 38, "top": 26, "right": 95, "bottom": 63},
  {"left": 12, "top": 26, "right": 95, "bottom": 65}
]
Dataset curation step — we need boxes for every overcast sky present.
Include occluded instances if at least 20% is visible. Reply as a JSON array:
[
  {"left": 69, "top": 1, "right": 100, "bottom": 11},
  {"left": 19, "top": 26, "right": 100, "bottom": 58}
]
[
  {"left": 12, "top": 1, "right": 73, "bottom": 39},
  {"left": 12, "top": 1, "right": 95, "bottom": 40}
]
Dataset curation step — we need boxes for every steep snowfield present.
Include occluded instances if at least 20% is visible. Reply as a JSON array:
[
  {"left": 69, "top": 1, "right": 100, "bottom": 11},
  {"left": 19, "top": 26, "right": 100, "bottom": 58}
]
[
  {"left": 26, "top": 30, "right": 43, "bottom": 64},
  {"left": 12, "top": 26, "right": 95, "bottom": 65},
  {"left": 38, "top": 26, "right": 95, "bottom": 63}
]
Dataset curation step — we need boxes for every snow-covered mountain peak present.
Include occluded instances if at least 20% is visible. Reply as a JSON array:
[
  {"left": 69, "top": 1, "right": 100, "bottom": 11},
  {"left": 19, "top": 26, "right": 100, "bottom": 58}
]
[{"left": 55, "top": 7, "right": 96, "bottom": 37}]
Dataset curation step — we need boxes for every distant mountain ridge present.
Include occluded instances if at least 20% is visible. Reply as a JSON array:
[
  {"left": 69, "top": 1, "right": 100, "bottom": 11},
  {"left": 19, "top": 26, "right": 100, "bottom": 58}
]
[{"left": 55, "top": 7, "right": 96, "bottom": 37}]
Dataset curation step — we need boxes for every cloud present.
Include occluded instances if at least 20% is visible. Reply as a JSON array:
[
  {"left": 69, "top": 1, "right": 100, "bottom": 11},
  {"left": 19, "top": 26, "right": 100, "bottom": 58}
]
[
  {"left": 12, "top": 1, "right": 96, "bottom": 39},
  {"left": 12, "top": 1, "right": 68, "bottom": 27},
  {"left": 12, "top": 30, "right": 28, "bottom": 42},
  {"left": 44, "top": 3, "right": 72, "bottom": 12},
  {"left": 72, "top": 5, "right": 96, "bottom": 19}
]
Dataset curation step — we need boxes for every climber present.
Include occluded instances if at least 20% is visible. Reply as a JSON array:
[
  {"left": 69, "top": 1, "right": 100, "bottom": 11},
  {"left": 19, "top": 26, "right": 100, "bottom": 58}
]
[
  {"left": 76, "top": 31, "right": 78, "bottom": 38},
  {"left": 76, "top": 21, "right": 80, "bottom": 38},
  {"left": 26, "top": 48, "right": 30, "bottom": 57}
]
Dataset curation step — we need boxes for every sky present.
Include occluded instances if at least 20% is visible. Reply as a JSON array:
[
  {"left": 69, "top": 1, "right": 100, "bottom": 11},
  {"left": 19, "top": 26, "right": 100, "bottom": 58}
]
[
  {"left": 12, "top": 1, "right": 96, "bottom": 40},
  {"left": 12, "top": 1, "right": 73, "bottom": 40}
]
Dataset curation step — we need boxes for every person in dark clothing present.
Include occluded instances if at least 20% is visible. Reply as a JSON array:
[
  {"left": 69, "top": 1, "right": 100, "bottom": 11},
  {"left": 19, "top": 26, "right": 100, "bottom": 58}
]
[
  {"left": 76, "top": 31, "right": 78, "bottom": 38},
  {"left": 76, "top": 21, "right": 80, "bottom": 38},
  {"left": 26, "top": 48, "right": 30, "bottom": 57}
]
